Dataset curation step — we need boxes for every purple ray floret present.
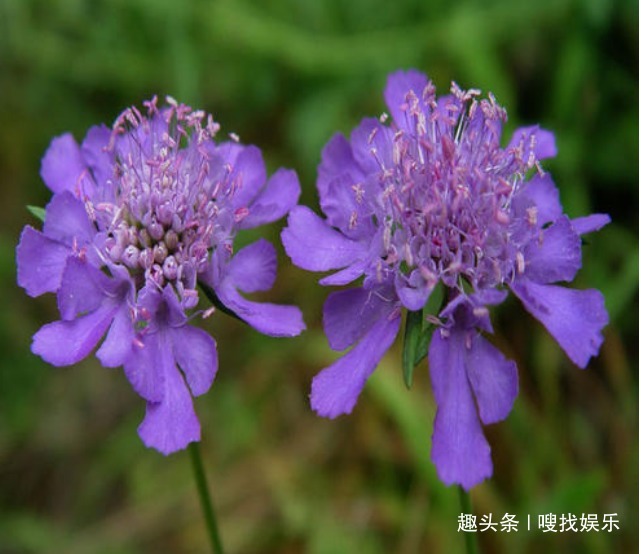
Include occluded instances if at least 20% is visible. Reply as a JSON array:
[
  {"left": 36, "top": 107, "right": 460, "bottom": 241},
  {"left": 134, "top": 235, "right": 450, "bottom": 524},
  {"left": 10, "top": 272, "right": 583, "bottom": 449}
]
[
  {"left": 17, "top": 97, "right": 305, "bottom": 454},
  {"left": 282, "top": 69, "right": 609, "bottom": 489}
]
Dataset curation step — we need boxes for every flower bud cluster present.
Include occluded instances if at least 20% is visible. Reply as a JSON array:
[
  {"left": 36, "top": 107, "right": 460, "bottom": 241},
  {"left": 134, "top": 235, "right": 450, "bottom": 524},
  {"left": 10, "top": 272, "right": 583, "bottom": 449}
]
[
  {"left": 370, "top": 82, "right": 540, "bottom": 293},
  {"left": 89, "top": 97, "right": 229, "bottom": 308}
]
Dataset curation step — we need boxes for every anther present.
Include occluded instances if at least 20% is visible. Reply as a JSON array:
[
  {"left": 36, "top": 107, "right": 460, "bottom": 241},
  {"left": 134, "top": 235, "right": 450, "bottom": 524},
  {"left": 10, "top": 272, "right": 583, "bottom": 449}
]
[{"left": 516, "top": 251, "right": 525, "bottom": 274}]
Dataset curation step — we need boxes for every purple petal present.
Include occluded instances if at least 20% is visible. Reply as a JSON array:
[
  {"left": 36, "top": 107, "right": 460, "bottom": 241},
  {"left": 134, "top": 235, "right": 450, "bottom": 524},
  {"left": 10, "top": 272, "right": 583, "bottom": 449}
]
[
  {"left": 318, "top": 260, "right": 367, "bottom": 286},
  {"left": 323, "top": 285, "right": 397, "bottom": 351},
  {"left": 350, "top": 118, "right": 395, "bottom": 174},
  {"left": 469, "top": 288, "right": 508, "bottom": 307},
  {"left": 440, "top": 291, "right": 507, "bottom": 334},
  {"left": 57, "top": 256, "right": 112, "bottom": 320},
  {"left": 240, "top": 168, "right": 301, "bottom": 229},
  {"left": 81, "top": 124, "right": 112, "bottom": 188},
  {"left": 571, "top": 214, "right": 611, "bottom": 235},
  {"left": 96, "top": 305, "right": 135, "bottom": 368},
  {"left": 225, "top": 144, "right": 267, "bottom": 210},
  {"left": 384, "top": 69, "right": 430, "bottom": 131},
  {"left": 466, "top": 334, "right": 518, "bottom": 425},
  {"left": 123, "top": 334, "right": 165, "bottom": 403},
  {"left": 429, "top": 329, "right": 492, "bottom": 490},
  {"left": 211, "top": 141, "right": 243, "bottom": 167},
  {"left": 158, "top": 285, "right": 188, "bottom": 328},
  {"left": 511, "top": 279, "right": 608, "bottom": 368},
  {"left": 16, "top": 226, "right": 70, "bottom": 297},
  {"left": 40, "top": 133, "right": 88, "bottom": 194},
  {"left": 32, "top": 304, "right": 116, "bottom": 366},
  {"left": 317, "top": 133, "right": 365, "bottom": 199},
  {"left": 282, "top": 206, "right": 367, "bottom": 271},
  {"left": 524, "top": 216, "right": 581, "bottom": 283},
  {"left": 319, "top": 173, "right": 376, "bottom": 239},
  {"left": 43, "top": 191, "right": 95, "bottom": 245},
  {"left": 515, "top": 174, "right": 563, "bottom": 226},
  {"left": 395, "top": 271, "right": 432, "bottom": 311},
  {"left": 137, "top": 340, "right": 200, "bottom": 454},
  {"left": 227, "top": 239, "right": 277, "bottom": 293},
  {"left": 215, "top": 282, "right": 305, "bottom": 337},
  {"left": 113, "top": 113, "right": 168, "bottom": 161},
  {"left": 311, "top": 314, "right": 401, "bottom": 418},
  {"left": 135, "top": 286, "right": 188, "bottom": 334},
  {"left": 508, "top": 125, "right": 557, "bottom": 160},
  {"left": 173, "top": 325, "right": 218, "bottom": 397}
]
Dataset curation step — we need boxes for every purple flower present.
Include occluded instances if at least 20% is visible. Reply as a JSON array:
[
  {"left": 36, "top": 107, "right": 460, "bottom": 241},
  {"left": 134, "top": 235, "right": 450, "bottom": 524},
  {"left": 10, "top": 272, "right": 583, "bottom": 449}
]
[
  {"left": 282, "top": 69, "right": 609, "bottom": 490},
  {"left": 17, "top": 97, "right": 305, "bottom": 454}
]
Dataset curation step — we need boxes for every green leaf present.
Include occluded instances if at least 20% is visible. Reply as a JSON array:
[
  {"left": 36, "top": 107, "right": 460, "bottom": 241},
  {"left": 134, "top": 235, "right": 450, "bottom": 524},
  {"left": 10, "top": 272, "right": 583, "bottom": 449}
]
[
  {"left": 402, "top": 308, "right": 424, "bottom": 389},
  {"left": 401, "top": 283, "right": 445, "bottom": 389},
  {"left": 27, "top": 205, "right": 46, "bottom": 222},
  {"left": 424, "top": 281, "right": 444, "bottom": 318}
]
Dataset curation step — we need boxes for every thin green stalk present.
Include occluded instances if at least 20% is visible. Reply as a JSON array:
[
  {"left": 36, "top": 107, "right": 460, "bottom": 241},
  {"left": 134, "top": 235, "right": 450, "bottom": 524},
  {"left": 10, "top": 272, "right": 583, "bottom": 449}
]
[
  {"left": 188, "top": 442, "right": 224, "bottom": 554},
  {"left": 458, "top": 486, "right": 479, "bottom": 554}
]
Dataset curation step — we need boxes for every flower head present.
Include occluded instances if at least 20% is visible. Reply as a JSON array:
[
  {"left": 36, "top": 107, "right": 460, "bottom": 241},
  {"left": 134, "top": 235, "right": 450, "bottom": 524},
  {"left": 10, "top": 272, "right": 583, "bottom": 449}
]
[
  {"left": 282, "top": 69, "right": 609, "bottom": 489},
  {"left": 18, "top": 97, "right": 305, "bottom": 454}
]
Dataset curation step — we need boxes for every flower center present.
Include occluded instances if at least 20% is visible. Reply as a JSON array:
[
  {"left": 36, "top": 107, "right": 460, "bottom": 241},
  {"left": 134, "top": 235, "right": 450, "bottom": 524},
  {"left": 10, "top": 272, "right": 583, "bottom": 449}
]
[
  {"left": 372, "top": 84, "right": 537, "bottom": 291},
  {"left": 89, "top": 97, "right": 227, "bottom": 308}
]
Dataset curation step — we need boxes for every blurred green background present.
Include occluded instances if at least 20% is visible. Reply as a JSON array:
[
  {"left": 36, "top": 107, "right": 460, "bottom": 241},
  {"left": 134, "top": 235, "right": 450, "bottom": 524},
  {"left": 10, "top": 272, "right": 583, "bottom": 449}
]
[{"left": 0, "top": 0, "right": 638, "bottom": 552}]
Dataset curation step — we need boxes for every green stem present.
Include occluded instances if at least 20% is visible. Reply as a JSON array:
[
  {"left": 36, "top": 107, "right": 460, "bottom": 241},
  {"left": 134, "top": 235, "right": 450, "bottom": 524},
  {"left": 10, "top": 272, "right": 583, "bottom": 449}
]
[
  {"left": 188, "top": 442, "right": 225, "bottom": 554},
  {"left": 458, "top": 486, "right": 479, "bottom": 554}
]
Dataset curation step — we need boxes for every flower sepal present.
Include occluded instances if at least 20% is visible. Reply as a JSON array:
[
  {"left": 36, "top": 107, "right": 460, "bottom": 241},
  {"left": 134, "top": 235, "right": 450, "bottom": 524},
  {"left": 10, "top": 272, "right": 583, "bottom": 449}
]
[
  {"left": 401, "top": 282, "right": 444, "bottom": 389},
  {"left": 27, "top": 205, "right": 46, "bottom": 223}
]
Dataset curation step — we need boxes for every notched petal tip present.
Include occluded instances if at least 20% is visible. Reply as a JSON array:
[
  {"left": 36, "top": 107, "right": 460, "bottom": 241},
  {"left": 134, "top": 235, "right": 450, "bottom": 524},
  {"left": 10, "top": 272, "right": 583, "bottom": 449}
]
[
  {"left": 138, "top": 403, "right": 201, "bottom": 455},
  {"left": 136, "top": 341, "right": 202, "bottom": 455},
  {"left": 511, "top": 279, "right": 608, "bottom": 368},
  {"left": 429, "top": 330, "right": 495, "bottom": 490}
]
